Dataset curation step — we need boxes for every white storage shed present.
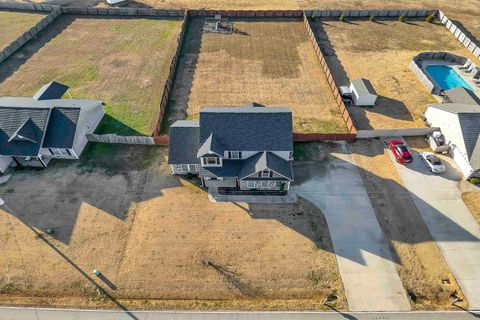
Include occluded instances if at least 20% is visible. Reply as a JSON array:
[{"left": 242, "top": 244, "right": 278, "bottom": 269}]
[{"left": 349, "top": 78, "right": 378, "bottom": 106}]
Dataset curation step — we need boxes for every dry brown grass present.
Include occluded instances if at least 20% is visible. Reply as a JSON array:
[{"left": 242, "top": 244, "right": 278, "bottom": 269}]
[
  {"left": 315, "top": 20, "right": 478, "bottom": 130},
  {"left": 0, "top": 11, "right": 46, "bottom": 50},
  {"left": 462, "top": 192, "right": 480, "bottom": 226},
  {"left": 0, "top": 15, "right": 182, "bottom": 135},
  {"left": 350, "top": 139, "right": 468, "bottom": 310},
  {"left": 0, "top": 145, "right": 346, "bottom": 310},
  {"left": 165, "top": 18, "right": 347, "bottom": 134}
]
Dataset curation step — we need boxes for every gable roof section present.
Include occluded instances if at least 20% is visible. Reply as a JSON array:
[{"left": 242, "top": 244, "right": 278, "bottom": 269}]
[
  {"left": 168, "top": 120, "right": 200, "bottom": 164},
  {"left": 33, "top": 81, "right": 69, "bottom": 101},
  {"left": 43, "top": 107, "right": 81, "bottom": 148},
  {"left": 199, "top": 106, "right": 293, "bottom": 152},
  {"left": 351, "top": 78, "right": 377, "bottom": 96},
  {"left": 197, "top": 133, "right": 224, "bottom": 157},
  {"left": 238, "top": 151, "right": 293, "bottom": 180},
  {"left": 0, "top": 107, "right": 50, "bottom": 156},
  {"left": 444, "top": 87, "right": 480, "bottom": 105}
]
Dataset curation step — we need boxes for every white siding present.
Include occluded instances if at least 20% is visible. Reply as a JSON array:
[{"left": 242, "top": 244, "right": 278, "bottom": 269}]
[
  {"left": 0, "top": 156, "right": 13, "bottom": 174},
  {"left": 72, "top": 101, "right": 104, "bottom": 157}
]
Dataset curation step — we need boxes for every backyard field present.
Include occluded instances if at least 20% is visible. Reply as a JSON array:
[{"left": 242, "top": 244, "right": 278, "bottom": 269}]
[
  {"left": 0, "top": 145, "right": 346, "bottom": 310},
  {"left": 0, "top": 14, "right": 182, "bottom": 136},
  {"left": 0, "top": 10, "right": 46, "bottom": 51},
  {"left": 164, "top": 18, "right": 347, "bottom": 134},
  {"left": 350, "top": 138, "right": 468, "bottom": 310},
  {"left": 313, "top": 20, "right": 479, "bottom": 130}
]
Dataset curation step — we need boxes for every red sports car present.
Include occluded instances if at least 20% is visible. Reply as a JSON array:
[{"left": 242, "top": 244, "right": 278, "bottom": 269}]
[{"left": 389, "top": 140, "right": 413, "bottom": 164}]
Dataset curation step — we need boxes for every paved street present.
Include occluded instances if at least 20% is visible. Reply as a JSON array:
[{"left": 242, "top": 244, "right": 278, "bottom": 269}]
[
  {"left": 291, "top": 142, "right": 410, "bottom": 312},
  {"left": 1, "top": 307, "right": 480, "bottom": 320},
  {"left": 384, "top": 137, "right": 480, "bottom": 310}
]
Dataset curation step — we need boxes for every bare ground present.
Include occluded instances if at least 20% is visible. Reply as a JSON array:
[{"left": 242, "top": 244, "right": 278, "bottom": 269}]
[
  {"left": 164, "top": 18, "right": 347, "bottom": 134},
  {"left": 461, "top": 192, "right": 480, "bottom": 226},
  {"left": 0, "top": 144, "right": 345, "bottom": 310},
  {"left": 349, "top": 139, "right": 468, "bottom": 310},
  {"left": 0, "top": 15, "right": 182, "bottom": 136},
  {"left": 0, "top": 10, "right": 46, "bottom": 50},
  {"left": 316, "top": 20, "right": 479, "bottom": 130}
]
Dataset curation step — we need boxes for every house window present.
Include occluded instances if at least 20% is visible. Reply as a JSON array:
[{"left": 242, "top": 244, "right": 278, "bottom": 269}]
[
  {"left": 260, "top": 181, "right": 268, "bottom": 188},
  {"left": 202, "top": 157, "right": 221, "bottom": 166},
  {"left": 247, "top": 181, "right": 255, "bottom": 188},
  {"left": 181, "top": 164, "right": 189, "bottom": 172},
  {"left": 228, "top": 151, "right": 242, "bottom": 159},
  {"left": 188, "top": 164, "right": 198, "bottom": 172},
  {"left": 261, "top": 169, "right": 271, "bottom": 178},
  {"left": 268, "top": 181, "right": 278, "bottom": 188}
]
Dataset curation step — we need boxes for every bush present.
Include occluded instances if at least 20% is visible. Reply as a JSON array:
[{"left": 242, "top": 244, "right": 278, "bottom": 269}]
[
  {"left": 469, "top": 177, "right": 480, "bottom": 185},
  {"left": 311, "top": 12, "right": 317, "bottom": 21},
  {"left": 398, "top": 14, "right": 406, "bottom": 22},
  {"left": 426, "top": 13, "right": 435, "bottom": 23},
  {"left": 369, "top": 15, "right": 375, "bottom": 22},
  {"left": 339, "top": 14, "right": 345, "bottom": 22}
]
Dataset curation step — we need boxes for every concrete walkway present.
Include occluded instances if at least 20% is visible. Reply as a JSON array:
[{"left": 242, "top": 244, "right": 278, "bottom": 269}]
[
  {"left": 384, "top": 137, "right": 480, "bottom": 310},
  {"left": 1, "top": 307, "right": 480, "bottom": 320},
  {"left": 290, "top": 142, "right": 410, "bottom": 312}
]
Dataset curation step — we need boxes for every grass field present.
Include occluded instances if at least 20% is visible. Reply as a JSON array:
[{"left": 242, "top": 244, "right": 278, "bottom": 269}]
[
  {"left": 0, "top": 10, "right": 46, "bottom": 51},
  {"left": 314, "top": 19, "right": 479, "bottom": 130},
  {"left": 0, "top": 145, "right": 346, "bottom": 310},
  {"left": 0, "top": 15, "right": 182, "bottom": 136},
  {"left": 164, "top": 18, "right": 347, "bottom": 134}
]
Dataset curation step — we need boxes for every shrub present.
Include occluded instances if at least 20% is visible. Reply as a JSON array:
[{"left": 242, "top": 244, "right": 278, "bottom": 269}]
[
  {"left": 339, "top": 14, "right": 345, "bottom": 22},
  {"left": 426, "top": 13, "right": 435, "bottom": 23},
  {"left": 398, "top": 14, "right": 406, "bottom": 22},
  {"left": 469, "top": 177, "right": 480, "bottom": 185},
  {"left": 369, "top": 15, "right": 375, "bottom": 22},
  {"left": 311, "top": 12, "right": 317, "bottom": 21}
]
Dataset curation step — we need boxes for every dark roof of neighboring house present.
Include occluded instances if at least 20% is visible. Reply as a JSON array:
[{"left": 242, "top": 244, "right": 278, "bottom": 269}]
[
  {"left": 33, "top": 81, "right": 69, "bottom": 101},
  {"left": 428, "top": 103, "right": 480, "bottom": 169},
  {"left": 238, "top": 151, "right": 293, "bottom": 180},
  {"left": 0, "top": 107, "right": 50, "bottom": 156},
  {"left": 43, "top": 107, "right": 81, "bottom": 148},
  {"left": 351, "top": 78, "right": 377, "bottom": 96},
  {"left": 199, "top": 105, "right": 293, "bottom": 152},
  {"left": 168, "top": 120, "right": 200, "bottom": 164},
  {"left": 444, "top": 87, "right": 480, "bottom": 105}
]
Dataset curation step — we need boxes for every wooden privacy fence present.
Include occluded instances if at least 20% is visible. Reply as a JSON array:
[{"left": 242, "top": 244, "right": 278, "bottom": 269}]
[
  {"left": 437, "top": 10, "right": 480, "bottom": 60},
  {"left": 0, "top": 4, "right": 62, "bottom": 64},
  {"left": 302, "top": 12, "right": 357, "bottom": 139},
  {"left": 87, "top": 134, "right": 169, "bottom": 145},
  {"left": 61, "top": 6, "right": 184, "bottom": 17},
  {"left": 188, "top": 9, "right": 303, "bottom": 17},
  {"left": 304, "top": 9, "right": 437, "bottom": 18},
  {"left": 294, "top": 133, "right": 356, "bottom": 142}
]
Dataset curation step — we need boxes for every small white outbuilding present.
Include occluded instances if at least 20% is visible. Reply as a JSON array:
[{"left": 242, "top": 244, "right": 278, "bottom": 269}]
[{"left": 349, "top": 78, "right": 378, "bottom": 106}]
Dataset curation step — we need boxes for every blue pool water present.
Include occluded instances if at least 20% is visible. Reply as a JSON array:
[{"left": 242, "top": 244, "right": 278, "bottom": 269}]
[{"left": 425, "top": 65, "right": 474, "bottom": 91}]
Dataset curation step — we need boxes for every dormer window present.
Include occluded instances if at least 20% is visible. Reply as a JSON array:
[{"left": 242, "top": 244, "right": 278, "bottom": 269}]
[
  {"left": 261, "top": 169, "right": 272, "bottom": 178},
  {"left": 202, "top": 157, "right": 222, "bottom": 167},
  {"left": 227, "top": 151, "right": 242, "bottom": 159}
]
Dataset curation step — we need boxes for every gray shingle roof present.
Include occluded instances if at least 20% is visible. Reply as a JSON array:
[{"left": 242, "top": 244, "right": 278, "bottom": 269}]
[
  {"left": 43, "top": 107, "right": 81, "bottom": 148},
  {"left": 199, "top": 106, "right": 293, "bottom": 152},
  {"left": 197, "top": 133, "right": 224, "bottom": 157},
  {"left": 33, "top": 81, "right": 69, "bottom": 101},
  {"left": 168, "top": 120, "right": 199, "bottom": 164},
  {"left": 351, "top": 78, "right": 377, "bottom": 96},
  {"left": 238, "top": 151, "right": 293, "bottom": 180},
  {"left": 444, "top": 87, "right": 480, "bottom": 105},
  {"left": 198, "top": 160, "right": 243, "bottom": 178}
]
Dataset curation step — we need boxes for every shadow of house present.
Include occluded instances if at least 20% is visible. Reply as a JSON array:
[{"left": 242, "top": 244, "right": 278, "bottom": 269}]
[{"left": 0, "top": 144, "right": 183, "bottom": 244}]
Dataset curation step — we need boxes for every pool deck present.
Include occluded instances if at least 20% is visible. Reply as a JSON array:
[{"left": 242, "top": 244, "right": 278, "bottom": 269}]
[{"left": 420, "top": 59, "right": 480, "bottom": 99}]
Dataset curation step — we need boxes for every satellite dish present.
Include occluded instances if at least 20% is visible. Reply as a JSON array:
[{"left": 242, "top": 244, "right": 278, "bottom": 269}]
[{"left": 0, "top": 198, "right": 4, "bottom": 206}]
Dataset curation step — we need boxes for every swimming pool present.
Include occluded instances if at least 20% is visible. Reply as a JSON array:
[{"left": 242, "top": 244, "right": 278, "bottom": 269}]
[{"left": 425, "top": 65, "right": 474, "bottom": 91}]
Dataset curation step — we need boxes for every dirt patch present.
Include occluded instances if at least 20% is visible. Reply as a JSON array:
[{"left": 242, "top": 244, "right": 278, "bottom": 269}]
[
  {"left": 0, "top": 14, "right": 182, "bottom": 135},
  {"left": 0, "top": 146, "right": 345, "bottom": 310},
  {"left": 462, "top": 192, "right": 480, "bottom": 226},
  {"left": 0, "top": 10, "right": 46, "bottom": 50},
  {"left": 164, "top": 17, "right": 347, "bottom": 134},
  {"left": 350, "top": 139, "right": 468, "bottom": 310},
  {"left": 315, "top": 20, "right": 479, "bottom": 130}
]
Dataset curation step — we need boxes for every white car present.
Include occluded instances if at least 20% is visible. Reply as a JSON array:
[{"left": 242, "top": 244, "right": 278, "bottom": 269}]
[{"left": 419, "top": 152, "right": 446, "bottom": 173}]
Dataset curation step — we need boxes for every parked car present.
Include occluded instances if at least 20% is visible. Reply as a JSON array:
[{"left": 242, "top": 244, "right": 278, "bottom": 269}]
[
  {"left": 419, "top": 152, "right": 446, "bottom": 173},
  {"left": 389, "top": 140, "right": 413, "bottom": 164}
]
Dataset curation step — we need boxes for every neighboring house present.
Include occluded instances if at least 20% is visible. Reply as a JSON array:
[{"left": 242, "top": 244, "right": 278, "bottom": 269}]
[
  {"left": 349, "top": 78, "right": 378, "bottom": 106},
  {"left": 0, "top": 82, "right": 104, "bottom": 172},
  {"left": 168, "top": 103, "right": 294, "bottom": 200},
  {"left": 424, "top": 103, "right": 480, "bottom": 178}
]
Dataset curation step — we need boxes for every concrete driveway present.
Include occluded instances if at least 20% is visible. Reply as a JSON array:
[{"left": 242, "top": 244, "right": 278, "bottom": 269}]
[
  {"left": 384, "top": 137, "right": 480, "bottom": 310},
  {"left": 291, "top": 142, "right": 410, "bottom": 312}
]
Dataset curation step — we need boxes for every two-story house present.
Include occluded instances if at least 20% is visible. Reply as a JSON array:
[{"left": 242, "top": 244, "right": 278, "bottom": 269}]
[{"left": 168, "top": 103, "right": 294, "bottom": 200}]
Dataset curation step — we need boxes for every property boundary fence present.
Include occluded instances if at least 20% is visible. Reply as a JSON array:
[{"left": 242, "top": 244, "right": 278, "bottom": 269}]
[
  {"left": 356, "top": 127, "right": 440, "bottom": 139},
  {"left": 0, "top": 4, "right": 62, "bottom": 64},
  {"left": 303, "top": 12, "right": 357, "bottom": 140},
  {"left": 437, "top": 10, "right": 480, "bottom": 60},
  {"left": 304, "top": 9, "right": 437, "bottom": 18},
  {"left": 61, "top": 6, "right": 184, "bottom": 17},
  {"left": 86, "top": 133, "right": 169, "bottom": 145}
]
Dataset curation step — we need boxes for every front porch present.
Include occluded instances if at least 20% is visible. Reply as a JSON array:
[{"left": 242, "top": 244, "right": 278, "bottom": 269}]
[{"left": 208, "top": 187, "right": 296, "bottom": 203}]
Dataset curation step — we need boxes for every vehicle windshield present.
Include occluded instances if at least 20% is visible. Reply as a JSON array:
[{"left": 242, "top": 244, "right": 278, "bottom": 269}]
[
  {"left": 426, "top": 155, "right": 442, "bottom": 165},
  {"left": 395, "top": 145, "right": 411, "bottom": 158}
]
